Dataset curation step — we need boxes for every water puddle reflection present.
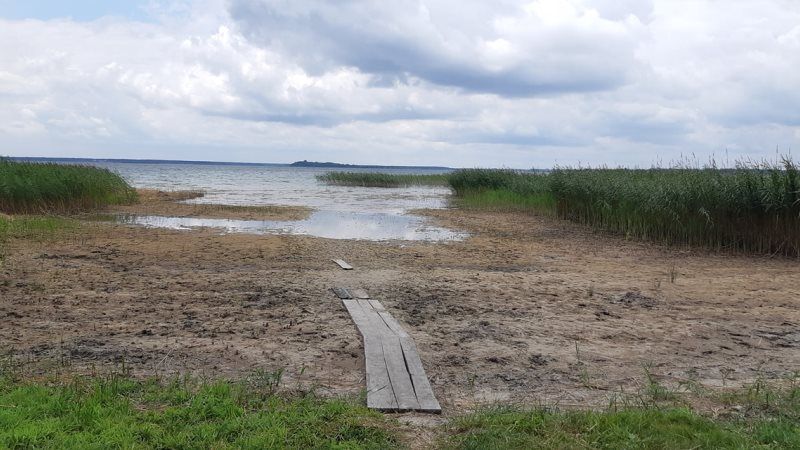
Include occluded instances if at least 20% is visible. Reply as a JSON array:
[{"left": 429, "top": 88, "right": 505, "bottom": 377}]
[{"left": 117, "top": 210, "right": 468, "bottom": 242}]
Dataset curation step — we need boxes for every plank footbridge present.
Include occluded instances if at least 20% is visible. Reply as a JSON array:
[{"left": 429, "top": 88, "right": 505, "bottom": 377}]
[{"left": 333, "top": 287, "right": 441, "bottom": 413}]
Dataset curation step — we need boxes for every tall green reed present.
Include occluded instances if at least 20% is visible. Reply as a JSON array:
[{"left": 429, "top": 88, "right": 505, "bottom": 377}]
[
  {"left": 316, "top": 171, "right": 449, "bottom": 187},
  {"left": 0, "top": 159, "right": 138, "bottom": 214},
  {"left": 447, "top": 157, "right": 800, "bottom": 257}
]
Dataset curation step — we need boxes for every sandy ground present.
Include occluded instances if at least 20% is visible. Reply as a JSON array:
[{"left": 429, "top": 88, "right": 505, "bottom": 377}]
[{"left": 1, "top": 194, "right": 798, "bottom": 420}]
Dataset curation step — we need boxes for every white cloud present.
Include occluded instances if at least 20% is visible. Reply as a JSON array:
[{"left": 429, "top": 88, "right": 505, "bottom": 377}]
[{"left": 0, "top": 0, "right": 798, "bottom": 167}]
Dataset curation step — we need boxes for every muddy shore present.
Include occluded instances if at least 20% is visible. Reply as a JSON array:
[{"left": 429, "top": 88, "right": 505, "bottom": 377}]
[{"left": 1, "top": 192, "right": 798, "bottom": 415}]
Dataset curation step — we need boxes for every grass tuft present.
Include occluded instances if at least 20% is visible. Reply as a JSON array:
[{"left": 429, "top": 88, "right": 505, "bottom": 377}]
[{"left": 0, "top": 159, "right": 138, "bottom": 214}]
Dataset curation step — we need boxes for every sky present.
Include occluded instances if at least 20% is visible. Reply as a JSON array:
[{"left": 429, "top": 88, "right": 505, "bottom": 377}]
[{"left": 0, "top": 0, "right": 798, "bottom": 168}]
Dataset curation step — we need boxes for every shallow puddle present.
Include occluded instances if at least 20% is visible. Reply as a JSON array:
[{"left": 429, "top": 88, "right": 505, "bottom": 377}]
[{"left": 117, "top": 210, "right": 468, "bottom": 242}]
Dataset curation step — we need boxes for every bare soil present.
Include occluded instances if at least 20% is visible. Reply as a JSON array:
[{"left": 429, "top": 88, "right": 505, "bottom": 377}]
[{"left": 1, "top": 199, "right": 798, "bottom": 415}]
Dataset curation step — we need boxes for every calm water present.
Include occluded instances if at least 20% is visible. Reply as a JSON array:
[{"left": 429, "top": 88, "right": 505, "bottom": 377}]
[
  {"left": 118, "top": 211, "right": 468, "bottom": 242},
  {"left": 90, "top": 162, "right": 465, "bottom": 241},
  {"left": 102, "top": 163, "right": 452, "bottom": 213}
]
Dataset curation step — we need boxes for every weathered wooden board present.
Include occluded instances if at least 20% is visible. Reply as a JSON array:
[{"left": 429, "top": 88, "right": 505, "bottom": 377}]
[
  {"left": 332, "top": 259, "right": 353, "bottom": 270},
  {"left": 369, "top": 300, "right": 441, "bottom": 412},
  {"left": 339, "top": 292, "right": 441, "bottom": 413},
  {"left": 350, "top": 289, "right": 370, "bottom": 299},
  {"left": 357, "top": 300, "right": 420, "bottom": 411},
  {"left": 331, "top": 287, "right": 352, "bottom": 299},
  {"left": 342, "top": 300, "right": 396, "bottom": 410}
]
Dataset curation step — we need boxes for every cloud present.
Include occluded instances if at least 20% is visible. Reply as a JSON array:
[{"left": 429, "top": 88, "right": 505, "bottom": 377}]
[
  {"left": 228, "top": 0, "right": 648, "bottom": 96},
  {"left": 0, "top": 0, "right": 798, "bottom": 167}
]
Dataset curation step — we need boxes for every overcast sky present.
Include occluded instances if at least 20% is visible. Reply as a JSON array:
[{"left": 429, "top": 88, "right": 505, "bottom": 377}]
[{"left": 1, "top": 0, "right": 798, "bottom": 167}]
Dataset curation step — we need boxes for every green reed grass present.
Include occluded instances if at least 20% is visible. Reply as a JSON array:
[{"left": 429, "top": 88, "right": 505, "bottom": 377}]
[
  {"left": 448, "top": 169, "right": 554, "bottom": 212},
  {"left": 549, "top": 158, "right": 800, "bottom": 257},
  {"left": 0, "top": 159, "right": 138, "bottom": 214},
  {"left": 447, "top": 157, "right": 800, "bottom": 257},
  {"left": 316, "top": 171, "right": 450, "bottom": 187}
]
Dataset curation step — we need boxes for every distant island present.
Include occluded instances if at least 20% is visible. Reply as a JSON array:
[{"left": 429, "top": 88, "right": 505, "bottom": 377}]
[
  {"left": 290, "top": 160, "right": 452, "bottom": 170},
  {"left": 5, "top": 156, "right": 453, "bottom": 170}
]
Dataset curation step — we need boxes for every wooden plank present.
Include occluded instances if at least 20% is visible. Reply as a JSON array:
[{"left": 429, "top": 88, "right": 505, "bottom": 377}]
[
  {"left": 331, "top": 287, "right": 352, "bottom": 299},
  {"left": 341, "top": 296, "right": 441, "bottom": 413},
  {"left": 332, "top": 259, "right": 353, "bottom": 270},
  {"left": 342, "top": 300, "right": 397, "bottom": 410},
  {"left": 350, "top": 289, "right": 370, "bottom": 299},
  {"left": 357, "top": 300, "right": 420, "bottom": 411},
  {"left": 370, "top": 300, "right": 441, "bottom": 413}
]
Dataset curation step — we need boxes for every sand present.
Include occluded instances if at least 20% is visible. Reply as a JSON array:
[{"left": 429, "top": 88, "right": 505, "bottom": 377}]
[{"left": 1, "top": 196, "right": 797, "bottom": 415}]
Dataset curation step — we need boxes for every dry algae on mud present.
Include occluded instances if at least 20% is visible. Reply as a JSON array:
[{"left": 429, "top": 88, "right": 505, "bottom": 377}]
[{"left": 1, "top": 195, "right": 798, "bottom": 417}]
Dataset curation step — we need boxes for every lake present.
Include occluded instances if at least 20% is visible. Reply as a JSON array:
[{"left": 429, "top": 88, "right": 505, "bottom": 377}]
[{"left": 90, "top": 162, "right": 466, "bottom": 241}]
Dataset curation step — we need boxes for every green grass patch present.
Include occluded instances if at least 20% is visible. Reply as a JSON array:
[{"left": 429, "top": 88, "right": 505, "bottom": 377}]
[
  {"left": 0, "top": 159, "right": 138, "bottom": 214},
  {"left": 0, "top": 215, "right": 78, "bottom": 263},
  {"left": 0, "top": 373, "right": 397, "bottom": 449},
  {"left": 442, "top": 406, "right": 798, "bottom": 449},
  {"left": 0, "top": 216, "right": 77, "bottom": 240},
  {"left": 442, "top": 369, "right": 798, "bottom": 449},
  {"left": 316, "top": 172, "right": 450, "bottom": 187}
]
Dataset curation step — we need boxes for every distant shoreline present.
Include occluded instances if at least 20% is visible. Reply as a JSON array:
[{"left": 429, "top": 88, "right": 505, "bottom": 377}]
[
  {"left": 289, "top": 160, "right": 452, "bottom": 170},
  {"left": 6, "top": 156, "right": 284, "bottom": 167},
  {"left": 5, "top": 156, "right": 453, "bottom": 170}
]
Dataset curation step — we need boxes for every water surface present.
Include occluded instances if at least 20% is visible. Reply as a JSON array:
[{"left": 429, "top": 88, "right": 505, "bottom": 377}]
[
  {"left": 86, "top": 162, "right": 466, "bottom": 241},
  {"left": 118, "top": 210, "right": 467, "bottom": 242}
]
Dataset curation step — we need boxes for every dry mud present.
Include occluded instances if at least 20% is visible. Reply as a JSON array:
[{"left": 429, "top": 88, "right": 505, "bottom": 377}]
[{"left": 1, "top": 201, "right": 798, "bottom": 415}]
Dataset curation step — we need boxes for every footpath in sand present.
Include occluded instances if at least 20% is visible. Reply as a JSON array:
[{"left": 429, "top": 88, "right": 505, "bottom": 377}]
[{"left": 1, "top": 194, "right": 798, "bottom": 414}]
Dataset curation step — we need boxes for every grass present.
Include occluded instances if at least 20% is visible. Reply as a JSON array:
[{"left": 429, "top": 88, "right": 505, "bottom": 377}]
[
  {"left": 448, "top": 169, "right": 554, "bottom": 212},
  {"left": 0, "top": 159, "right": 138, "bottom": 214},
  {"left": 442, "top": 407, "right": 791, "bottom": 449},
  {"left": 0, "top": 216, "right": 77, "bottom": 240},
  {"left": 0, "top": 215, "right": 78, "bottom": 264},
  {"left": 447, "top": 157, "right": 800, "bottom": 257},
  {"left": 0, "top": 371, "right": 397, "bottom": 449},
  {"left": 316, "top": 172, "right": 450, "bottom": 188},
  {"left": 443, "top": 375, "right": 799, "bottom": 449},
  {"left": 1, "top": 361, "right": 795, "bottom": 450}
]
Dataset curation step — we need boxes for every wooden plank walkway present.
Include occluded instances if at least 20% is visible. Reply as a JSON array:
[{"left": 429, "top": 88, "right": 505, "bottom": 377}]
[
  {"left": 332, "top": 259, "right": 353, "bottom": 270},
  {"left": 339, "top": 290, "right": 441, "bottom": 413}
]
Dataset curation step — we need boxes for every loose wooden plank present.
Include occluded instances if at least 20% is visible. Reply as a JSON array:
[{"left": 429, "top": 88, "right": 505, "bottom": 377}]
[
  {"left": 331, "top": 287, "right": 352, "bottom": 299},
  {"left": 357, "top": 300, "right": 420, "bottom": 411},
  {"left": 370, "top": 300, "right": 441, "bottom": 413},
  {"left": 332, "top": 259, "right": 353, "bottom": 270},
  {"left": 350, "top": 289, "right": 370, "bottom": 299},
  {"left": 341, "top": 295, "right": 441, "bottom": 413},
  {"left": 342, "top": 299, "right": 397, "bottom": 410}
]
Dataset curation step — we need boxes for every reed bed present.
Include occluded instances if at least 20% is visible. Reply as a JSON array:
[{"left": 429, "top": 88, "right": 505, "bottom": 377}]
[
  {"left": 316, "top": 171, "right": 450, "bottom": 187},
  {"left": 447, "top": 157, "right": 800, "bottom": 257},
  {"left": 0, "top": 159, "right": 137, "bottom": 214},
  {"left": 448, "top": 169, "right": 555, "bottom": 211}
]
